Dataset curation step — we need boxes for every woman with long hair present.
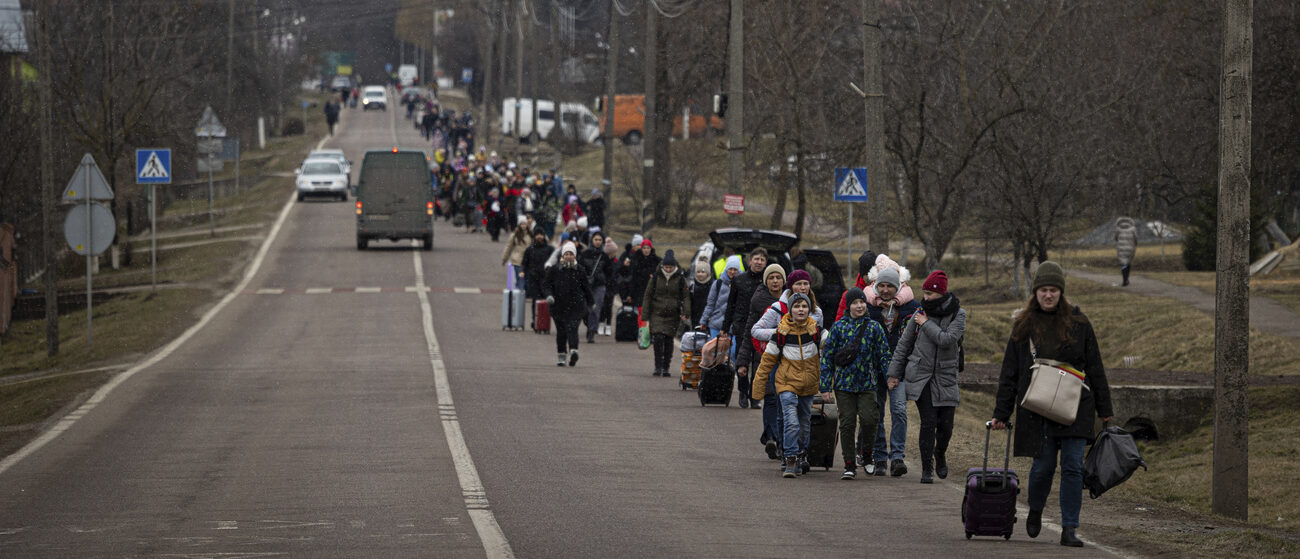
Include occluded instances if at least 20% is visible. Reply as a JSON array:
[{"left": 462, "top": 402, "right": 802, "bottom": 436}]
[{"left": 990, "top": 262, "right": 1113, "bottom": 548}]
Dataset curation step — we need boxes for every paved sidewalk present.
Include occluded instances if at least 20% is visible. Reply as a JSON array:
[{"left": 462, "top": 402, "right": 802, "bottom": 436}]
[{"left": 1068, "top": 269, "right": 1300, "bottom": 340}]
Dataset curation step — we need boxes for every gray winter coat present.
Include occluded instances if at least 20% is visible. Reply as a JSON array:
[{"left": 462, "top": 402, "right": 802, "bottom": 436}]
[
  {"left": 887, "top": 294, "right": 966, "bottom": 407},
  {"left": 1115, "top": 216, "right": 1138, "bottom": 266}
]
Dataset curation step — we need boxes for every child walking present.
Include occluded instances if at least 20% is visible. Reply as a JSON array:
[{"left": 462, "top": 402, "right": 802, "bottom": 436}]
[
  {"left": 752, "top": 293, "right": 825, "bottom": 478},
  {"left": 819, "top": 287, "right": 892, "bottom": 479}
]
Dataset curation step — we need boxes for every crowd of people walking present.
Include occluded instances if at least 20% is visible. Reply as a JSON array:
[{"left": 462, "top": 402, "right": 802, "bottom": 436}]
[{"left": 427, "top": 92, "right": 1112, "bottom": 548}]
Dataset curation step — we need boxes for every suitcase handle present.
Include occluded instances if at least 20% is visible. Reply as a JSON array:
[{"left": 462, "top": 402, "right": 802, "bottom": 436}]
[{"left": 982, "top": 421, "right": 1014, "bottom": 487}]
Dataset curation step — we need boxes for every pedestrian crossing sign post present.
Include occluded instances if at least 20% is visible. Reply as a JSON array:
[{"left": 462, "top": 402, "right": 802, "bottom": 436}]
[
  {"left": 834, "top": 167, "right": 869, "bottom": 266},
  {"left": 135, "top": 148, "right": 170, "bottom": 294},
  {"left": 136, "top": 149, "right": 171, "bottom": 184},
  {"left": 833, "top": 167, "right": 868, "bottom": 202}
]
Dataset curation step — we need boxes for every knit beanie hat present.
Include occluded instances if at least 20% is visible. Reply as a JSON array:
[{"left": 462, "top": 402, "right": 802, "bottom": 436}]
[
  {"left": 640, "top": 238, "right": 654, "bottom": 249},
  {"left": 858, "top": 251, "right": 877, "bottom": 277},
  {"left": 577, "top": 216, "right": 588, "bottom": 228},
  {"left": 562, "top": 242, "right": 577, "bottom": 256},
  {"left": 560, "top": 232, "right": 571, "bottom": 242},
  {"left": 875, "top": 267, "right": 900, "bottom": 292},
  {"left": 787, "top": 269, "right": 812, "bottom": 286},
  {"left": 1033, "top": 261, "right": 1066, "bottom": 293},
  {"left": 661, "top": 249, "right": 678, "bottom": 268},
  {"left": 724, "top": 255, "right": 743, "bottom": 274},
  {"left": 694, "top": 261, "right": 711, "bottom": 278},
  {"left": 922, "top": 270, "right": 948, "bottom": 295},
  {"left": 789, "top": 292, "right": 813, "bottom": 311},
  {"left": 843, "top": 287, "right": 867, "bottom": 309},
  {"left": 603, "top": 238, "right": 619, "bottom": 257},
  {"left": 516, "top": 215, "right": 528, "bottom": 226},
  {"left": 632, "top": 234, "right": 644, "bottom": 247},
  {"left": 763, "top": 263, "right": 787, "bottom": 284}
]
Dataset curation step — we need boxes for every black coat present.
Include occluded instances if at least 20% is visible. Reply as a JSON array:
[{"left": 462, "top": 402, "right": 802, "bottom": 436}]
[
  {"left": 628, "top": 250, "right": 660, "bottom": 307},
  {"left": 521, "top": 243, "right": 554, "bottom": 299},
  {"left": 587, "top": 197, "right": 606, "bottom": 229},
  {"left": 993, "top": 308, "right": 1114, "bottom": 457},
  {"left": 578, "top": 247, "right": 612, "bottom": 288},
  {"left": 689, "top": 278, "right": 712, "bottom": 328},
  {"left": 736, "top": 287, "right": 782, "bottom": 369},
  {"left": 544, "top": 262, "right": 594, "bottom": 321}
]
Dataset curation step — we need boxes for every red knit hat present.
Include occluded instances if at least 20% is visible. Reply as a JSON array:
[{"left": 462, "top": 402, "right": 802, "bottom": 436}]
[
  {"left": 640, "top": 239, "right": 653, "bottom": 249},
  {"left": 922, "top": 270, "right": 948, "bottom": 295}
]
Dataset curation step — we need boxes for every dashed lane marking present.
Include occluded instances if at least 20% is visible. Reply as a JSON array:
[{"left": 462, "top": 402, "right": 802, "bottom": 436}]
[{"left": 245, "top": 286, "right": 503, "bottom": 295}]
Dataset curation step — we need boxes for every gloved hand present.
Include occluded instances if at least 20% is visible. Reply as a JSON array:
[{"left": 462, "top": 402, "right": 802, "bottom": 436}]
[{"left": 546, "top": 296, "right": 555, "bottom": 306}]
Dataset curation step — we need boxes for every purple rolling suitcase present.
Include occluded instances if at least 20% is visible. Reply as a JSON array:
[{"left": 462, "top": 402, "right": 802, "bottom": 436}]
[{"left": 962, "top": 421, "right": 1019, "bottom": 540}]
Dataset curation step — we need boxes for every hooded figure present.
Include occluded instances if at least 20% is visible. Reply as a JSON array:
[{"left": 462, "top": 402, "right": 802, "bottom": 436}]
[
  {"left": 586, "top": 188, "right": 606, "bottom": 229},
  {"left": 689, "top": 260, "right": 714, "bottom": 328},
  {"left": 628, "top": 239, "right": 660, "bottom": 307},
  {"left": 1115, "top": 216, "right": 1138, "bottom": 286},
  {"left": 700, "top": 255, "right": 742, "bottom": 332}
]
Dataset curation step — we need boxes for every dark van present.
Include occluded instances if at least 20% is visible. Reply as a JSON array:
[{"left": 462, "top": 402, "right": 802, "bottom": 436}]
[{"left": 355, "top": 148, "right": 434, "bottom": 250}]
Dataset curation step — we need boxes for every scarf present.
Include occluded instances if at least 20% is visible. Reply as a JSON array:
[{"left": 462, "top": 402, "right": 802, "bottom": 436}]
[{"left": 921, "top": 293, "right": 960, "bottom": 318}]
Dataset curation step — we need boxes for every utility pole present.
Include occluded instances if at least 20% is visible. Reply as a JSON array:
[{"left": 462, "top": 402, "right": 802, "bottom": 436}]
[
  {"left": 430, "top": 1, "right": 438, "bottom": 83},
  {"left": 640, "top": 0, "right": 657, "bottom": 232},
  {"left": 226, "top": 0, "right": 235, "bottom": 119},
  {"left": 601, "top": 3, "right": 620, "bottom": 203},
  {"left": 862, "top": 0, "right": 887, "bottom": 254},
  {"left": 495, "top": 0, "right": 509, "bottom": 145},
  {"left": 514, "top": 0, "right": 524, "bottom": 149},
  {"left": 36, "top": 1, "right": 58, "bottom": 356},
  {"left": 1213, "top": 0, "right": 1252, "bottom": 522},
  {"left": 725, "top": 0, "right": 744, "bottom": 226}
]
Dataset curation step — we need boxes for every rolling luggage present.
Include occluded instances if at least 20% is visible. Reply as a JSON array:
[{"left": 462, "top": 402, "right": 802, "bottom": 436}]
[
  {"left": 806, "top": 395, "right": 839, "bottom": 471},
  {"left": 963, "top": 422, "right": 1020, "bottom": 540},
  {"left": 615, "top": 306, "right": 639, "bottom": 342},
  {"left": 502, "top": 289, "right": 525, "bottom": 330},
  {"left": 680, "top": 351, "right": 703, "bottom": 390},
  {"left": 534, "top": 300, "right": 551, "bottom": 334},
  {"left": 697, "top": 363, "right": 733, "bottom": 407}
]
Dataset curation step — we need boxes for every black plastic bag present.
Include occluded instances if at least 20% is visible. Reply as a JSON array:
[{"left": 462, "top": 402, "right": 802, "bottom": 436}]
[{"left": 1084, "top": 426, "right": 1148, "bottom": 499}]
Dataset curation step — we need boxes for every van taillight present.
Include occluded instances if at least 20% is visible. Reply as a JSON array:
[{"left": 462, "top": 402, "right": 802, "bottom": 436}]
[
  {"left": 426, "top": 201, "right": 434, "bottom": 215},
  {"left": 355, "top": 200, "right": 362, "bottom": 215}
]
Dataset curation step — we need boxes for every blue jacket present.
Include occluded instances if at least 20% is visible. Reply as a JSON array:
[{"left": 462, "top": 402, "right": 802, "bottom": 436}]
[
  {"left": 699, "top": 258, "right": 740, "bottom": 330},
  {"left": 819, "top": 314, "right": 891, "bottom": 393}
]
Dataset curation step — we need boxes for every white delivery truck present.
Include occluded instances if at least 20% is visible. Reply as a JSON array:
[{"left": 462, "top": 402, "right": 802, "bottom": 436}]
[
  {"left": 501, "top": 97, "right": 601, "bottom": 144},
  {"left": 398, "top": 64, "right": 418, "bottom": 87}
]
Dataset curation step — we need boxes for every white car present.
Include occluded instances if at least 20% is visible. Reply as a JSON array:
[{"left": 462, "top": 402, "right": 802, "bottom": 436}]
[
  {"left": 361, "top": 86, "right": 387, "bottom": 111},
  {"left": 295, "top": 158, "right": 349, "bottom": 202},
  {"left": 308, "top": 149, "right": 351, "bottom": 178}
]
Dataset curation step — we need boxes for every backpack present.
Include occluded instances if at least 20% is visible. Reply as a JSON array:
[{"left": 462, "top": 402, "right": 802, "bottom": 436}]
[{"left": 772, "top": 325, "right": 823, "bottom": 354}]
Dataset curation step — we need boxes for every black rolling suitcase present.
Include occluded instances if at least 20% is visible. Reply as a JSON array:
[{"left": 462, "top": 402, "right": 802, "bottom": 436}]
[
  {"left": 615, "top": 306, "right": 639, "bottom": 342},
  {"left": 805, "top": 395, "right": 839, "bottom": 470},
  {"left": 697, "top": 364, "right": 733, "bottom": 407}
]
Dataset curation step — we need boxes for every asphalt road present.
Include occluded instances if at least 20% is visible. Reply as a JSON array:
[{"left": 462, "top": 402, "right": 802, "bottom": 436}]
[{"left": 0, "top": 94, "right": 1130, "bottom": 558}]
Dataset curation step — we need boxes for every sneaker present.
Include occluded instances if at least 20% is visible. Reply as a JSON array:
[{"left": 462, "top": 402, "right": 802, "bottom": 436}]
[
  {"left": 864, "top": 462, "right": 875, "bottom": 475},
  {"left": 569, "top": 349, "right": 579, "bottom": 366},
  {"left": 764, "top": 440, "right": 779, "bottom": 460},
  {"left": 556, "top": 353, "right": 567, "bottom": 367},
  {"left": 873, "top": 461, "right": 888, "bottom": 476},
  {"left": 841, "top": 462, "right": 857, "bottom": 480},
  {"left": 783, "top": 457, "right": 798, "bottom": 478},
  {"left": 891, "top": 459, "right": 908, "bottom": 477}
]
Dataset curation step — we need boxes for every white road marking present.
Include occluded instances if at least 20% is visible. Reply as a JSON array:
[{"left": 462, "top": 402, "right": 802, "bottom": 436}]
[
  {"left": 256, "top": 288, "right": 284, "bottom": 295},
  {"left": 0, "top": 178, "right": 299, "bottom": 476},
  {"left": 413, "top": 245, "right": 514, "bottom": 558},
  {"left": 354, "top": 287, "right": 382, "bottom": 293},
  {"left": 304, "top": 287, "right": 332, "bottom": 294},
  {"left": 214, "top": 521, "right": 238, "bottom": 530},
  {"left": 452, "top": 287, "right": 479, "bottom": 294}
]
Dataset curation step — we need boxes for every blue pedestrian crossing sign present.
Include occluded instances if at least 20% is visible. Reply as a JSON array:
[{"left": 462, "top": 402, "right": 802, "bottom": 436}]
[
  {"left": 834, "top": 167, "right": 868, "bottom": 202},
  {"left": 136, "top": 149, "right": 171, "bottom": 184}
]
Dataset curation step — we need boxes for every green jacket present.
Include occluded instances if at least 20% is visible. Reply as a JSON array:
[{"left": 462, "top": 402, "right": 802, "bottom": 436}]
[{"left": 642, "top": 268, "right": 690, "bottom": 335}]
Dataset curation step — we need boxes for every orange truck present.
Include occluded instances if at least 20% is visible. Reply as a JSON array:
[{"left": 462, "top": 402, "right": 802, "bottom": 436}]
[{"left": 595, "top": 94, "right": 725, "bottom": 145}]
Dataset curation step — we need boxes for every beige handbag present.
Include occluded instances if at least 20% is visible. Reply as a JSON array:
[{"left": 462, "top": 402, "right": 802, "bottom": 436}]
[{"left": 1019, "top": 340, "right": 1089, "bottom": 425}]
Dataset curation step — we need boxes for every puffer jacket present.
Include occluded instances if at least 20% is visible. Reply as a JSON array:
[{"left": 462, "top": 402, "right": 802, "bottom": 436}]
[
  {"left": 579, "top": 247, "right": 612, "bottom": 288},
  {"left": 736, "top": 287, "right": 782, "bottom": 370},
  {"left": 521, "top": 242, "right": 554, "bottom": 299},
  {"left": 887, "top": 293, "right": 966, "bottom": 407},
  {"left": 993, "top": 307, "right": 1114, "bottom": 457},
  {"left": 1115, "top": 217, "right": 1138, "bottom": 266},
  {"left": 721, "top": 269, "right": 763, "bottom": 337},
  {"left": 753, "top": 314, "right": 824, "bottom": 399},
  {"left": 699, "top": 262, "right": 738, "bottom": 331},
  {"left": 819, "top": 314, "right": 891, "bottom": 393},
  {"left": 544, "top": 260, "right": 594, "bottom": 321},
  {"left": 751, "top": 289, "right": 824, "bottom": 343},
  {"left": 642, "top": 267, "right": 690, "bottom": 335}
]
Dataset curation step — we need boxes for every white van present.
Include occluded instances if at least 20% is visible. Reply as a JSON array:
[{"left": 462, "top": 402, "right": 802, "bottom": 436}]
[{"left": 501, "top": 97, "right": 601, "bottom": 144}]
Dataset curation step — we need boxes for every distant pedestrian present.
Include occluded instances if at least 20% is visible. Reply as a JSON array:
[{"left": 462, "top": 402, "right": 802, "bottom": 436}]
[
  {"left": 545, "top": 242, "right": 594, "bottom": 367},
  {"left": 886, "top": 270, "right": 966, "bottom": 484},
  {"left": 502, "top": 215, "right": 531, "bottom": 287},
  {"left": 991, "top": 261, "right": 1113, "bottom": 548},
  {"left": 587, "top": 189, "right": 606, "bottom": 229},
  {"left": 819, "top": 287, "right": 891, "bottom": 479},
  {"left": 642, "top": 250, "right": 690, "bottom": 377},
  {"left": 599, "top": 237, "right": 621, "bottom": 335},
  {"left": 700, "top": 255, "right": 741, "bottom": 338},
  {"left": 723, "top": 248, "right": 770, "bottom": 410},
  {"left": 627, "top": 239, "right": 660, "bottom": 307},
  {"left": 752, "top": 293, "right": 824, "bottom": 478},
  {"left": 521, "top": 230, "right": 554, "bottom": 329},
  {"left": 324, "top": 101, "right": 339, "bottom": 135},
  {"left": 1115, "top": 216, "right": 1138, "bottom": 286},
  {"left": 689, "top": 261, "right": 713, "bottom": 330},
  {"left": 579, "top": 232, "right": 613, "bottom": 343}
]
